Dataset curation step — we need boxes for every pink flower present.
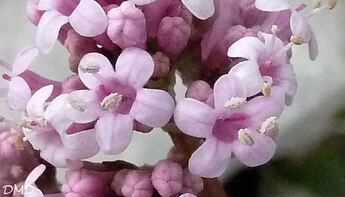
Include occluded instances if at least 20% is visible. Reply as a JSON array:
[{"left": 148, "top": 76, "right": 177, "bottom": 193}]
[
  {"left": 62, "top": 170, "right": 106, "bottom": 197},
  {"left": 121, "top": 170, "right": 153, "bottom": 197},
  {"left": 158, "top": 16, "right": 191, "bottom": 57},
  {"left": 23, "top": 85, "right": 99, "bottom": 168},
  {"left": 228, "top": 33, "right": 297, "bottom": 105},
  {"left": 175, "top": 74, "right": 283, "bottom": 178},
  {"left": 107, "top": 1, "right": 147, "bottom": 49},
  {"left": 36, "top": 0, "right": 108, "bottom": 53},
  {"left": 65, "top": 48, "right": 175, "bottom": 154},
  {"left": 151, "top": 160, "right": 183, "bottom": 197}
]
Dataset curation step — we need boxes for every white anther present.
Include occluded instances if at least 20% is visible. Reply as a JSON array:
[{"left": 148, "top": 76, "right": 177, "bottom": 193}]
[
  {"left": 238, "top": 129, "right": 254, "bottom": 146},
  {"left": 260, "top": 117, "right": 279, "bottom": 135},
  {"left": 21, "top": 117, "right": 49, "bottom": 128},
  {"left": 290, "top": 35, "right": 304, "bottom": 45},
  {"left": 79, "top": 62, "right": 101, "bottom": 73},
  {"left": 262, "top": 82, "right": 272, "bottom": 96},
  {"left": 271, "top": 25, "right": 279, "bottom": 34},
  {"left": 312, "top": 0, "right": 322, "bottom": 9},
  {"left": 68, "top": 95, "right": 87, "bottom": 112},
  {"left": 224, "top": 97, "right": 246, "bottom": 109},
  {"left": 101, "top": 93, "right": 122, "bottom": 111}
]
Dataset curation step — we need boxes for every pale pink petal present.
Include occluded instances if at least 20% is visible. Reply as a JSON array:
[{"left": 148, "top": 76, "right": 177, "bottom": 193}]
[
  {"left": 78, "top": 52, "right": 115, "bottom": 90},
  {"left": 37, "top": 0, "right": 57, "bottom": 10},
  {"left": 275, "top": 64, "right": 297, "bottom": 105},
  {"left": 115, "top": 48, "right": 154, "bottom": 90},
  {"left": 65, "top": 90, "right": 102, "bottom": 123},
  {"left": 255, "top": 0, "right": 290, "bottom": 11},
  {"left": 129, "top": 0, "right": 157, "bottom": 6},
  {"left": 290, "top": 11, "right": 313, "bottom": 43},
  {"left": 180, "top": 194, "right": 197, "bottom": 197},
  {"left": 69, "top": 0, "right": 108, "bottom": 37},
  {"left": 7, "top": 77, "right": 31, "bottom": 110},
  {"left": 227, "top": 37, "right": 265, "bottom": 61},
  {"left": 228, "top": 61, "right": 263, "bottom": 97},
  {"left": 36, "top": 10, "right": 69, "bottom": 54},
  {"left": 130, "top": 88, "right": 175, "bottom": 127},
  {"left": 233, "top": 131, "right": 276, "bottom": 167},
  {"left": 181, "top": 0, "right": 215, "bottom": 20},
  {"left": 213, "top": 75, "right": 247, "bottom": 110},
  {"left": 175, "top": 98, "right": 217, "bottom": 138},
  {"left": 26, "top": 85, "right": 53, "bottom": 117},
  {"left": 95, "top": 113, "right": 134, "bottom": 154},
  {"left": 189, "top": 137, "right": 231, "bottom": 178},
  {"left": 62, "top": 129, "right": 100, "bottom": 159},
  {"left": 25, "top": 164, "right": 46, "bottom": 186},
  {"left": 12, "top": 45, "right": 39, "bottom": 76}
]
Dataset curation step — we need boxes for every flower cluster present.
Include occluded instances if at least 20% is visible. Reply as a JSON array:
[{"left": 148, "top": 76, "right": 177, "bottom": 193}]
[{"left": 0, "top": 0, "right": 337, "bottom": 196}]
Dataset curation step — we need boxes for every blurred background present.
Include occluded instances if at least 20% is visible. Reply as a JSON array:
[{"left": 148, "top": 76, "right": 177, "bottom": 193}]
[{"left": 1, "top": 0, "right": 345, "bottom": 196}]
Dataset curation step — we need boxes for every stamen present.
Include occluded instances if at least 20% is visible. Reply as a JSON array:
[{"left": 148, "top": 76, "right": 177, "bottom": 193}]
[
  {"left": 311, "top": 0, "right": 322, "bottom": 9},
  {"left": 290, "top": 35, "right": 304, "bottom": 45},
  {"left": 21, "top": 117, "right": 49, "bottom": 128},
  {"left": 79, "top": 62, "right": 101, "bottom": 73},
  {"left": 238, "top": 129, "right": 254, "bottom": 146},
  {"left": 68, "top": 95, "right": 87, "bottom": 112},
  {"left": 260, "top": 117, "right": 279, "bottom": 135},
  {"left": 101, "top": 93, "right": 123, "bottom": 111},
  {"left": 271, "top": 25, "right": 279, "bottom": 34},
  {"left": 2, "top": 74, "right": 11, "bottom": 81},
  {"left": 262, "top": 76, "right": 273, "bottom": 96},
  {"left": 224, "top": 97, "right": 246, "bottom": 109}
]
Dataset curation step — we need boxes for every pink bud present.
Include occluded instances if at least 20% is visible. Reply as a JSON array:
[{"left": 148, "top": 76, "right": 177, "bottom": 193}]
[
  {"left": 62, "top": 170, "right": 106, "bottom": 197},
  {"left": 185, "top": 80, "right": 213, "bottom": 103},
  {"left": 107, "top": 1, "right": 147, "bottom": 49},
  {"left": 62, "top": 75, "right": 87, "bottom": 93},
  {"left": 152, "top": 52, "right": 171, "bottom": 78},
  {"left": 181, "top": 169, "right": 204, "bottom": 195},
  {"left": 151, "top": 160, "right": 183, "bottom": 197},
  {"left": 158, "top": 17, "right": 191, "bottom": 57},
  {"left": 121, "top": 170, "right": 153, "bottom": 197},
  {"left": 134, "top": 121, "right": 153, "bottom": 133},
  {"left": 111, "top": 169, "right": 130, "bottom": 196}
]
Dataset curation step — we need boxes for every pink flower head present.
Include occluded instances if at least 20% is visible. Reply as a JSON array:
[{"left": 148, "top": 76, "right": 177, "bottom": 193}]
[
  {"left": 228, "top": 32, "right": 297, "bottom": 105},
  {"left": 158, "top": 16, "right": 191, "bottom": 57},
  {"left": 175, "top": 74, "right": 283, "bottom": 178},
  {"left": 151, "top": 160, "right": 183, "bottom": 197},
  {"left": 23, "top": 85, "right": 99, "bottom": 168},
  {"left": 107, "top": 1, "right": 147, "bottom": 49},
  {"left": 62, "top": 170, "right": 106, "bottom": 197},
  {"left": 36, "top": 0, "right": 108, "bottom": 53},
  {"left": 121, "top": 170, "right": 153, "bottom": 197},
  {"left": 65, "top": 48, "right": 175, "bottom": 154}
]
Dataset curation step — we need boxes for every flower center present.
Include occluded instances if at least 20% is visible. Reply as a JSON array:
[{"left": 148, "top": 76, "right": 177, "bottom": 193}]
[{"left": 101, "top": 93, "right": 123, "bottom": 111}]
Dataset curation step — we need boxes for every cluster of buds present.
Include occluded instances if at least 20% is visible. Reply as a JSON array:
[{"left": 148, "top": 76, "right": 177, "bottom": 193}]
[{"left": 0, "top": 0, "right": 337, "bottom": 196}]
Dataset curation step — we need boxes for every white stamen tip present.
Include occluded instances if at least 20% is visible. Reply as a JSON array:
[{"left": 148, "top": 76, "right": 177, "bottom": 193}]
[
  {"left": 262, "top": 83, "right": 272, "bottom": 96},
  {"left": 290, "top": 35, "right": 304, "bottom": 45},
  {"left": 260, "top": 117, "right": 279, "bottom": 135},
  {"left": 238, "top": 129, "right": 254, "bottom": 146},
  {"left": 79, "top": 62, "right": 101, "bottom": 73},
  {"left": 101, "top": 93, "right": 122, "bottom": 111},
  {"left": 69, "top": 95, "right": 87, "bottom": 112},
  {"left": 224, "top": 97, "right": 246, "bottom": 109},
  {"left": 271, "top": 25, "right": 279, "bottom": 34},
  {"left": 312, "top": 0, "right": 322, "bottom": 9}
]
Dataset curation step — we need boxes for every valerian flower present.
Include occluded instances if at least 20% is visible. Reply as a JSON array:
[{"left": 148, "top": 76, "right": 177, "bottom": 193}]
[
  {"left": 65, "top": 47, "right": 175, "bottom": 154},
  {"left": 175, "top": 75, "right": 283, "bottom": 178}
]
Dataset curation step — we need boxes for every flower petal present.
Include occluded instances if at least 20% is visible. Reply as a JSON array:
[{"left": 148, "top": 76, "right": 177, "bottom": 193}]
[
  {"left": 181, "top": 0, "right": 215, "bottom": 20},
  {"left": 275, "top": 64, "right": 297, "bottom": 105},
  {"left": 128, "top": 0, "right": 157, "bottom": 6},
  {"left": 78, "top": 52, "right": 115, "bottom": 90},
  {"left": 189, "top": 137, "right": 231, "bottom": 178},
  {"left": 214, "top": 75, "right": 247, "bottom": 110},
  {"left": 36, "top": 10, "right": 69, "bottom": 54},
  {"left": 228, "top": 61, "right": 263, "bottom": 97},
  {"left": 130, "top": 88, "right": 175, "bottom": 127},
  {"left": 175, "top": 98, "right": 217, "bottom": 138},
  {"left": 115, "top": 47, "right": 154, "bottom": 90},
  {"left": 308, "top": 31, "right": 318, "bottom": 61},
  {"left": 255, "top": 0, "right": 290, "bottom": 11},
  {"left": 69, "top": 0, "right": 108, "bottom": 37},
  {"left": 233, "top": 131, "right": 276, "bottom": 167},
  {"left": 227, "top": 36, "right": 265, "bottom": 61},
  {"left": 26, "top": 85, "right": 53, "bottom": 118},
  {"left": 7, "top": 77, "right": 31, "bottom": 110},
  {"left": 24, "top": 164, "right": 46, "bottom": 186},
  {"left": 96, "top": 113, "right": 134, "bottom": 154},
  {"left": 12, "top": 45, "right": 40, "bottom": 76}
]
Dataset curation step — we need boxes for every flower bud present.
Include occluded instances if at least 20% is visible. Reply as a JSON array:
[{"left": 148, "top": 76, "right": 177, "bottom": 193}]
[
  {"left": 186, "top": 80, "right": 213, "bottom": 103},
  {"left": 151, "top": 160, "right": 183, "bottom": 197},
  {"left": 158, "top": 16, "right": 191, "bottom": 57},
  {"left": 62, "top": 170, "right": 106, "bottom": 197},
  {"left": 107, "top": 1, "right": 147, "bottom": 49},
  {"left": 122, "top": 170, "right": 153, "bottom": 197},
  {"left": 111, "top": 169, "right": 130, "bottom": 196},
  {"left": 181, "top": 169, "right": 204, "bottom": 194},
  {"left": 152, "top": 52, "right": 171, "bottom": 78}
]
